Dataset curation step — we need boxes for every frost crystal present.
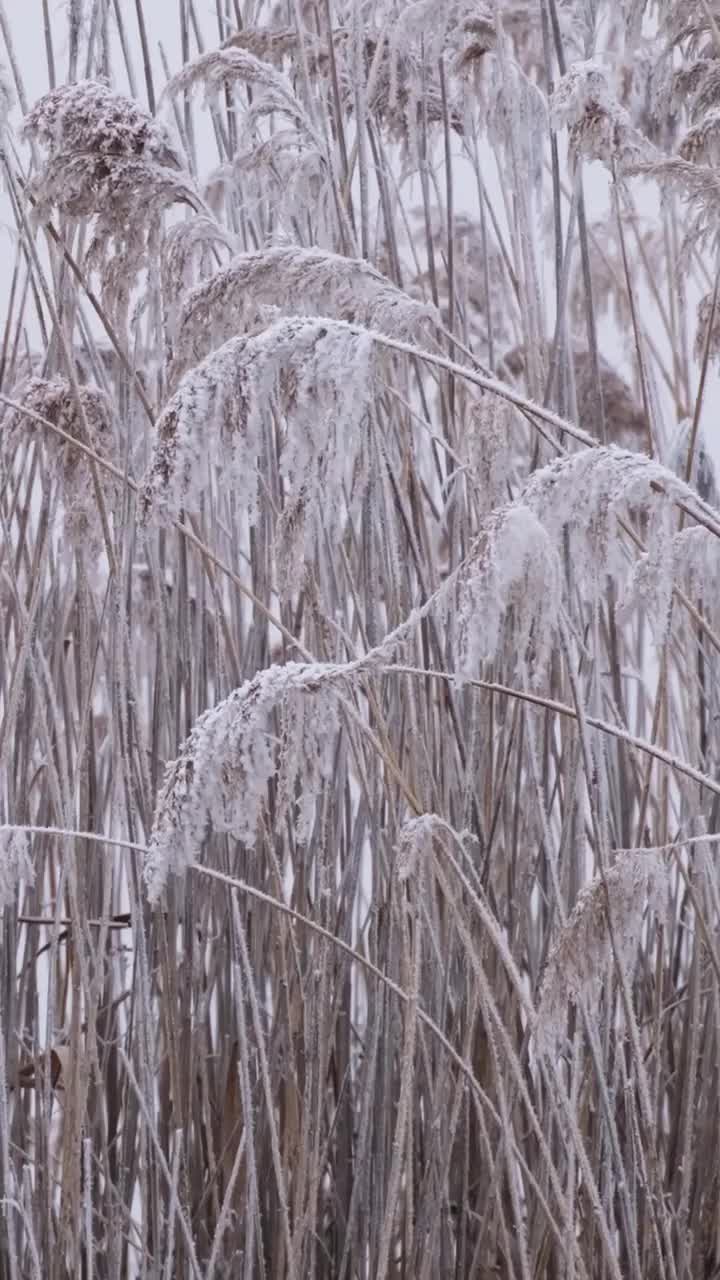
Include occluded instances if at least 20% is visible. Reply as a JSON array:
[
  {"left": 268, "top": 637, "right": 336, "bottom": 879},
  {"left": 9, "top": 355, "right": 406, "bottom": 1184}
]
[
  {"left": 141, "top": 315, "right": 375, "bottom": 594},
  {"left": 0, "top": 827, "right": 34, "bottom": 909},
  {"left": 144, "top": 661, "right": 347, "bottom": 902},
  {"left": 535, "top": 850, "right": 668, "bottom": 1056}
]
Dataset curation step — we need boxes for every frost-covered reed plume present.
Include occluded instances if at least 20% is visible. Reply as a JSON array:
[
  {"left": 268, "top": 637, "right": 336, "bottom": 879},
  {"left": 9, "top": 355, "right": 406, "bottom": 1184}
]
[
  {"left": 169, "top": 244, "right": 437, "bottom": 377},
  {"left": 549, "top": 56, "right": 653, "bottom": 171},
  {"left": 141, "top": 315, "right": 375, "bottom": 591},
  {"left": 535, "top": 850, "right": 669, "bottom": 1057},
  {"left": 144, "top": 660, "right": 348, "bottom": 902},
  {"left": 450, "top": 443, "right": 707, "bottom": 682},
  {"left": 23, "top": 80, "right": 199, "bottom": 321},
  {"left": 161, "top": 46, "right": 318, "bottom": 142},
  {"left": 521, "top": 445, "right": 701, "bottom": 617},
  {"left": 2, "top": 376, "right": 119, "bottom": 551},
  {"left": 451, "top": 502, "right": 562, "bottom": 685},
  {"left": 160, "top": 44, "right": 335, "bottom": 230},
  {"left": 9, "top": 1, "right": 720, "bottom": 1275},
  {"left": 23, "top": 78, "right": 183, "bottom": 183},
  {"left": 619, "top": 523, "right": 720, "bottom": 640}
]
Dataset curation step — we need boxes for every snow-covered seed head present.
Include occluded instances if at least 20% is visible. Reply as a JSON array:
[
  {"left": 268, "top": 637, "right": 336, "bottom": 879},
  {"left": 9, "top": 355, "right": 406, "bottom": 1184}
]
[
  {"left": 521, "top": 445, "right": 694, "bottom": 612},
  {"left": 395, "top": 814, "right": 442, "bottom": 883},
  {"left": 452, "top": 502, "right": 562, "bottom": 686},
  {"left": 550, "top": 57, "right": 652, "bottom": 171},
  {"left": 144, "top": 661, "right": 348, "bottom": 903},
  {"left": 24, "top": 78, "right": 181, "bottom": 167},
  {"left": 141, "top": 315, "right": 376, "bottom": 596},
  {"left": 2, "top": 376, "right": 119, "bottom": 554},
  {"left": 23, "top": 81, "right": 197, "bottom": 323},
  {"left": 169, "top": 245, "right": 437, "bottom": 379},
  {"left": 535, "top": 850, "right": 669, "bottom": 1057}
]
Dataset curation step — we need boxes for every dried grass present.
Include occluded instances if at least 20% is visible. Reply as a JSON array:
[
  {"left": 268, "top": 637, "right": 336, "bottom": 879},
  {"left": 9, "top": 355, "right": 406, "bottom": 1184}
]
[{"left": 1, "top": 2, "right": 720, "bottom": 1277}]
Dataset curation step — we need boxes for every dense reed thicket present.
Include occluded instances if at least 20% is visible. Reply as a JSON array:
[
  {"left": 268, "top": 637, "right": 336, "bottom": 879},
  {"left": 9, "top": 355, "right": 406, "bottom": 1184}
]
[{"left": 1, "top": 0, "right": 720, "bottom": 1276}]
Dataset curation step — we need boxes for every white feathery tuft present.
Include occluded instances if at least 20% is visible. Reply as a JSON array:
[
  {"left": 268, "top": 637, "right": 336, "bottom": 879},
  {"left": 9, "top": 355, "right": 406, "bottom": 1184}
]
[
  {"left": 169, "top": 245, "right": 437, "bottom": 377},
  {"left": 452, "top": 502, "right": 562, "bottom": 685},
  {"left": 521, "top": 445, "right": 694, "bottom": 606},
  {"left": 140, "top": 315, "right": 375, "bottom": 593},
  {"left": 535, "top": 850, "right": 669, "bottom": 1057},
  {"left": 550, "top": 56, "right": 652, "bottom": 170},
  {"left": 144, "top": 661, "right": 348, "bottom": 903}
]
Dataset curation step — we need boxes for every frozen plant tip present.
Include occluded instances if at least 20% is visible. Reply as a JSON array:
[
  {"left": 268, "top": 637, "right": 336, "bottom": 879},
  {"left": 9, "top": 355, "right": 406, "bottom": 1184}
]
[
  {"left": 535, "top": 851, "right": 669, "bottom": 1057},
  {"left": 144, "top": 661, "right": 350, "bottom": 902}
]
